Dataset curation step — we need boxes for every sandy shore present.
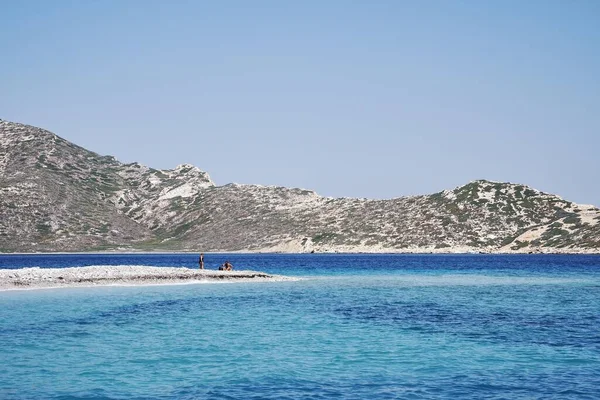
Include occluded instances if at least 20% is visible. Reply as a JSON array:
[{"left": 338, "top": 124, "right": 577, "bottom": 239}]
[{"left": 0, "top": 265, "right": 294, "bottom": 291}]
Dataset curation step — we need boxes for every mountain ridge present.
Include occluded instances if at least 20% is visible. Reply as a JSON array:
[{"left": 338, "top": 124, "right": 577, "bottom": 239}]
[{"left": 1, "top": 120, "right": 599, "bottom": 253}]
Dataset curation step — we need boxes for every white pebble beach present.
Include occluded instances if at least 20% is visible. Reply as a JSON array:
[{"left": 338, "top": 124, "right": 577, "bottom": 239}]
[{"left": 0, "top": 265, "right": 295, "bottom": 290}]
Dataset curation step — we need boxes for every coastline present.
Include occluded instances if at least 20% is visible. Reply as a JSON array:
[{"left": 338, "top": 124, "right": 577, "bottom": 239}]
[
  {"left": 1, "top": 247, "right": 599, "bottom": 256},
  {"left": 0, "top": 265, "right": 295, "bottom": 291}
]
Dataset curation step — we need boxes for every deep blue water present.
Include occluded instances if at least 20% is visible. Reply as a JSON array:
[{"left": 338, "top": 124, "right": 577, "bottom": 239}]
[{"left": 1, "top": 253, "right": 599, "bottom": 399}]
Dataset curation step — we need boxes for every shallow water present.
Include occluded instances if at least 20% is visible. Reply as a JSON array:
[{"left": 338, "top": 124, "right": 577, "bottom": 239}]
[{"left": 1, "top": 254, "right": 599, "bottom": 399}]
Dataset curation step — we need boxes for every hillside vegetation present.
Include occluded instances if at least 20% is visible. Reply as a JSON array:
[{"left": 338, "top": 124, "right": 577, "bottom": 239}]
[{"left": 1, "top": 120, "right": 599, "bottom": 253}]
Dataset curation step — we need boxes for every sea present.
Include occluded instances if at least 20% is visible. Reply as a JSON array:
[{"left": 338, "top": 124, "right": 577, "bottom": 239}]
[{"left": 1, "top": 253, "right": 599, "bottom": 399}]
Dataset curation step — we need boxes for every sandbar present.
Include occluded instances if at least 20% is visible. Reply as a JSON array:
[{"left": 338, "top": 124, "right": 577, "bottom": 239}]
[{"left": 0, "top": 265, "right": 294, "bottom": 290}]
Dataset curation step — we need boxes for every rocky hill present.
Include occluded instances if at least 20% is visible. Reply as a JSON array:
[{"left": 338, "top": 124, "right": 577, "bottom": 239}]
[{"left": 1, "top": 120, "right": 599, "bottom": 253}]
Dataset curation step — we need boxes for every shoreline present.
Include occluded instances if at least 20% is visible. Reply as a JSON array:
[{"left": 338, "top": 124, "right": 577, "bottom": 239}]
[
  {"left": 0, "top": 265, "right": 295, "bottom": 291},
  {"left": 1, "top": 249, "right": 599, "bottom": 256}
]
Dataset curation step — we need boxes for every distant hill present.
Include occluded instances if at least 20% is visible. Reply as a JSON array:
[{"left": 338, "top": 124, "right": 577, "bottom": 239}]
[{"left": 1, "top": 120, "right": 599, "bottom": 253}]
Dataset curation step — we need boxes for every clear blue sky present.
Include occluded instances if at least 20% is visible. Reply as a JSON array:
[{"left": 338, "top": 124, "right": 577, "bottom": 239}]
[{"left": 2, "top": 1, "right": 599, "bottom": 205}]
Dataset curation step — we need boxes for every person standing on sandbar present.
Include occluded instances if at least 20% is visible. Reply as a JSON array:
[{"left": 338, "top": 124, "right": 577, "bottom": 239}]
[{"left": 199, "top": 253, "right": 204, "bottom": 270}]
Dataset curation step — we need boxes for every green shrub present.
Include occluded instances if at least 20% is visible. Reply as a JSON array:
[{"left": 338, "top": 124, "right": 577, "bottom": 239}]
[
  {"left": 511, "top": 240, "right": 529, "bottom": 250},
  {"left": 313, "top": 232, "right": 338, "bottom": 243},
  {"left": 563, "top": 215, "right": 581, "bottom": 225}
]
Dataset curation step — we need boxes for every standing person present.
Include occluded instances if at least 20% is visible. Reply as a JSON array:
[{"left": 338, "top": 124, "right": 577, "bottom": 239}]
[{"left": 199, "top": 253, "right": 204, "bottom": 270}]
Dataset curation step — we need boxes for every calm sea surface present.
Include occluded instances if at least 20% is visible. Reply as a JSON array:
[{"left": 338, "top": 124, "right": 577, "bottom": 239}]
[{"left": 1, "top": 253, "right": 599, "bottom": 399}]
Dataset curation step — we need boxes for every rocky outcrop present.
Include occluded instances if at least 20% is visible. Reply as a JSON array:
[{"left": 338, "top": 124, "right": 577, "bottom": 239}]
[{"left": 1, "top": 120, "right": 599, "bottom": 253}]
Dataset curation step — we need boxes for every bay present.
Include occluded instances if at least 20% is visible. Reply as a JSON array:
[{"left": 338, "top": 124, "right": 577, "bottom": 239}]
[{"left": 1, "top": 253, "right": 599, "bottom": 399}]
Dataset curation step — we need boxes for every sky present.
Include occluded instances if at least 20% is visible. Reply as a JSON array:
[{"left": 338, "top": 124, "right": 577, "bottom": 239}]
[{"left": 1, "top": 1, "right": 599, "bottom": 205}]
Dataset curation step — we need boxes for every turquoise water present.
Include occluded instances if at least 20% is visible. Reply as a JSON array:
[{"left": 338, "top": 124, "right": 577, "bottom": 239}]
[{"left": 1, "top": 254, "right": 599, "bottom": 399}]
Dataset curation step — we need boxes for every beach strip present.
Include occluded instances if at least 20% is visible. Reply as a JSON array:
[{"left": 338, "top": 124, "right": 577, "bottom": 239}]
[{"left": 0, "top": 265, "right": 293, "bottom": 290}]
